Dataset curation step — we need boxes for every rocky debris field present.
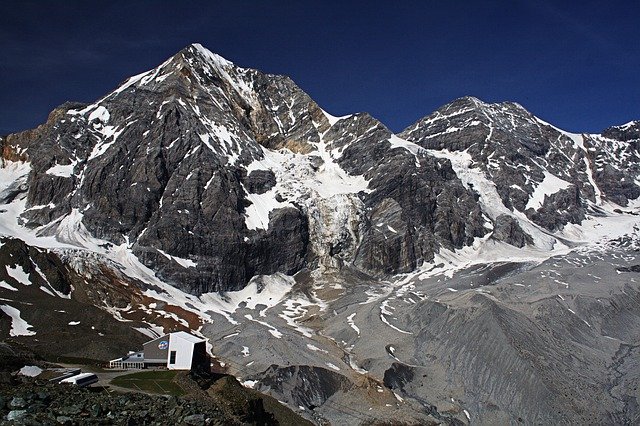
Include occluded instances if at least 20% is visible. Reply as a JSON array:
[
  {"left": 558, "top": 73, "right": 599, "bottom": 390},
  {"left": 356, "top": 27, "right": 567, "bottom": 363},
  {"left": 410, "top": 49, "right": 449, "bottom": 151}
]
[{"left": 1, "top": 379, "right": 225, "bottom": 425}]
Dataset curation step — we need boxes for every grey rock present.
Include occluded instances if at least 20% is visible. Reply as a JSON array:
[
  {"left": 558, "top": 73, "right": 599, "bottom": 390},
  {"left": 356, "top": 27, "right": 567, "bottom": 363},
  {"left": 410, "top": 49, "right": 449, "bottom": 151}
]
[
  {"left": 7, "top": 409, "right": 27, "bottom": 421},
  {"left": 383, "top": 362, "right": 415, "bottom": 391},
  {"left": 0, "top": 373, "right": 11, "bottom": 385},
  {"left": 257, "top": 365, "right": 352, "bottom": 410},
  {"left": 182, "top": 413, "right": 206, "bottom": 425},
  {"left": 245, "top": 169, "right": 276, "bottom": 194},
  {"left": 10, "top": 396, "right": 27, "bottom": 408},
  {"left": 56, "top": 416, "right": 73, "bottom": 425},
  {"left": 602, "top": 120, "right": 640, "bottom": 142},
  {"left": 2, "top": 44, "right": 493, "bottom": 292},
  {"left": 3, "top": 44, "right": 323, "bottom": 294},
  {"left": 525, "top": 185, "right": 584, "bottom": 231},
  {"left": 399, "top": 96, "right": 631, "bottom": 231},
  {"left": 2, "top": 46, "right": 640, "bottom": 426},
  {"left": 7, "top": 45, "right": 636, "bottom": 296},
  {"left": 56, "top": 404, "right": 83, "bottom": 416},
  {"left": 89, "top": 403, "right": 101, "bottom": 417},
  {"left": 329, "top": 113, "right": 488, "bottom": 274},
  {"left": 491, "top": 214, "right": 533, "bottom": 247}
]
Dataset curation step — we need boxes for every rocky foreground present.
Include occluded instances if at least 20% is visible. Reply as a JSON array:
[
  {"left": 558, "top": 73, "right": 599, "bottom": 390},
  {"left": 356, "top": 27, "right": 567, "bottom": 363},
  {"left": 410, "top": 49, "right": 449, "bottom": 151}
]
[
  {"left": 0, "top": 343, "right": 312, "bottom": 426},
  {"left": 0, "top": 374, "right": 314, "bottom": 426}
]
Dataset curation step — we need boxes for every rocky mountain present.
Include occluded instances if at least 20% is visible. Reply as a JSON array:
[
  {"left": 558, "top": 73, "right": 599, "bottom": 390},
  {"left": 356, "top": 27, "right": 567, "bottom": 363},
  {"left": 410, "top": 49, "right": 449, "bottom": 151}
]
[
  {"left": 1, "top": 44, "right": 490, "bottom": 295},
  {"left": 1, "top": 44, "right": 639, "bottom": 424},
  {"left": 400, "top": 97, "right": 640, "bottom": 231}
]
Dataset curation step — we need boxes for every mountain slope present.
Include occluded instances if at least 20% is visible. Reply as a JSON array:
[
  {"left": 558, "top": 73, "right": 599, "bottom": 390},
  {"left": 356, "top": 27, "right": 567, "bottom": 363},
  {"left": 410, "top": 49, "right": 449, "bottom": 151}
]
[{"left": 1, "top": 44, "right": 640, "bottom": 424}]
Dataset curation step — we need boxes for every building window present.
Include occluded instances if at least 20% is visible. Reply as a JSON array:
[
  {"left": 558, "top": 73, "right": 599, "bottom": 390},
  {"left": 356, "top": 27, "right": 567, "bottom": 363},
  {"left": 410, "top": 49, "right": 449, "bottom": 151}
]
[{"left": 169, "top": 351, "right": 176, "bottom": 365}]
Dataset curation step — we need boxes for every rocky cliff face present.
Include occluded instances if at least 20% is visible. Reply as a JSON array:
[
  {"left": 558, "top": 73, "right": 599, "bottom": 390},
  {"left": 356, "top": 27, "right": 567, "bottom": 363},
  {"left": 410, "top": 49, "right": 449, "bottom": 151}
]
[{"left": 1, "top": 44, "right": 491, "bottom": 294}]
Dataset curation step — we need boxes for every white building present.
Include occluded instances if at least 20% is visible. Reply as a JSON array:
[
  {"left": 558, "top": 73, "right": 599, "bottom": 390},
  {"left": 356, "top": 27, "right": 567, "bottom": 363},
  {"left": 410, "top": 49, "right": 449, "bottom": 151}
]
[{"left": 109, "top": 331, "right": 207, "bottom": 370}]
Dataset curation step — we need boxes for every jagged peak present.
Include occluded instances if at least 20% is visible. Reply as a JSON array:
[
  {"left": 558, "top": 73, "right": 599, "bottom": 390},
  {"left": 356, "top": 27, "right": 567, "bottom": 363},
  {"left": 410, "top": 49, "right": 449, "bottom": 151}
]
[
  {"left": 445, "top": 96, "right": 530, "bottom": 115},
  {"left": 458, "top": 95, "right": 488, "bottom": 107},
  {"left": 183, "top": 43, "right": 235, "bottom": 69},
  {"left": 95, "top": 43, "right": 245, "bottom": 103},
  {"left": 611, "top": 120, "right": 639, "bottom": 130},
  {"left": 400, "top": 96, "right": 550, "bottom": 143},
  {"left": 601, "top": 119, "right": 640, "bottom": 142}
]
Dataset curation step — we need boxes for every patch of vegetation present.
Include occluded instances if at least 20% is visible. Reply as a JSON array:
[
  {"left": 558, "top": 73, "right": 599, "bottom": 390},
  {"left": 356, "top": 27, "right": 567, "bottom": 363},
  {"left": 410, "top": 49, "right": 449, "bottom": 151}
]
[{"left": 111, "top": 370, "right": 185, "bottom": 396}]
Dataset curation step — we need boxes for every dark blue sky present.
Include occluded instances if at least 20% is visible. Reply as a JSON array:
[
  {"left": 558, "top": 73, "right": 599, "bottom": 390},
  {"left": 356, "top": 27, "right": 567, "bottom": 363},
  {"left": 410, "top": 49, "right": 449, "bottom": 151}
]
[{"left": 1, "top": 1, "right": 638, "bottom": 135}]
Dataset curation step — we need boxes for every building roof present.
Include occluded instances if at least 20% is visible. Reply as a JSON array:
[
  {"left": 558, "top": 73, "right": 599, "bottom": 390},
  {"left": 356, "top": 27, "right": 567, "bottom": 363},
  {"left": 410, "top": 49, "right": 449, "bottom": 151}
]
[
  {"left": 143, "top": 334, "right": 169, "bottom": 345},
  {"left": 110, "top": 351, "right": 144, "bottom": 363},
  {"left": 143, "top": 331, "right": 205, "bottom": 345},
  {"left": 170, "top": 331, "right": 206, "bottom": 344}
]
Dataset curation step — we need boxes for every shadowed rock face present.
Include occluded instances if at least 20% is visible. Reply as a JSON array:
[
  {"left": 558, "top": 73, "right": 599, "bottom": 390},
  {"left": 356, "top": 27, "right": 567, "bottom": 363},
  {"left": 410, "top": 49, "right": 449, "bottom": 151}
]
[
  {"left": 4, "top": 45, "right": 324, "bottom": 293},
  {"left": 586, "top": 122, "right": 640, "bottom": 206}
]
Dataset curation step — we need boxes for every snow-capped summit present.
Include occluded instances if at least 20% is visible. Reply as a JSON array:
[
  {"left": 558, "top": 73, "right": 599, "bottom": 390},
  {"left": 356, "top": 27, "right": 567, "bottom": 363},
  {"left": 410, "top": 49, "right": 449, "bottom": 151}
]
[
  {"left": 188, "top": 42, "right": 235, "bottom": 67},
  {"left": 401, "top": 95, "right": 640, "bottom": 231}
]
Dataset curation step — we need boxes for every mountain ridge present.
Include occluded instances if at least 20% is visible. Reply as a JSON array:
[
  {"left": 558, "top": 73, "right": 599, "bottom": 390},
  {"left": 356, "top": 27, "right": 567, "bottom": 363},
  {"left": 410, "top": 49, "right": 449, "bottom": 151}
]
[
  {"left": 1, "top": 43, "right": 640, "bottom": 425},
  {"left": 1, "top": 44, "right": 639, "bottom": 293}
]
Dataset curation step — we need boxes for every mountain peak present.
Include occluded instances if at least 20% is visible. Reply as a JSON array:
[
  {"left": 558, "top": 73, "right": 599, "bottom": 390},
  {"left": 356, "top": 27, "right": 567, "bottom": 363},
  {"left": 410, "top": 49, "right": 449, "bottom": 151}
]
[
  {"left": 446, "top": 96, "right": 529, "bottom": 115},
  {"left": 183, "top": 43, "right": 235, "bottom": 68},
  {"left": 602, "top": 119, "right": 640, "bottom": 142}
]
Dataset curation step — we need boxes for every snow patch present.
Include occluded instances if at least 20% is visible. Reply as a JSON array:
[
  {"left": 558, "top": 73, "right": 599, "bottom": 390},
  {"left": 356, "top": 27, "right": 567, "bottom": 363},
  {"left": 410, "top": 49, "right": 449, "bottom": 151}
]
[
  {"left": 306, "top": 344, "right": 328, "bottom": 354},
  {"left": 279, "top": 298, "right": 315, "bottom": 337},
  {"left": 241, "top": 379, "right": 257, "bottom": 389},
  {"left": 6, "top": 265, "right": 31, "bottom": 286},
  {"left": 525, "top": 171, "right": 573, "bottom": 210},
  {"left": 88, "top": 106, "right": 110, "bottom": 123},
  {"left": 347, "top": 313, "right": 360, "bottom": 335},
  {"left": 0, "top": 281, "right": 18, "bottom": 291},
  {"left": 46, "top": 160, "right": 78, "bottom": 178},
  {"left": 191, "top": 43, "right": 234, "bottom": 68},
  {"left": 322, "top": 109, "right": 351, "bottom": 126},
  {"left": 0, "top": 304, "right": 36, "bottom": 336},
  {"left": 0, "top": 161, "right": 31, "bottom": 194},
  {"left": 199, "top": 273, "right": 295, "bottom": 314},
  {"left": 19, "top": 366, "right": 43, "bottom": 377},
  {"left": 157, "top": 249, "right": 197, "bottom": 269},
  {"left": 388, "top": 135, "right": 425, "bottom": 167},
  {"left": 244, "top": 187, "right": 292, "bottom": 231},
  {"left": 325, "top": 362, "right": 341, "bottom": 371},
  {"left": 39, "top": 286, "right": 54, "bottom": 296}
]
